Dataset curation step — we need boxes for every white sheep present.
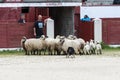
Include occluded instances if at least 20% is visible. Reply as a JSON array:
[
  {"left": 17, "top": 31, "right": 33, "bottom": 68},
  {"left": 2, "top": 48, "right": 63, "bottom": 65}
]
[
  {"left": 83, "top": 41, "right": 91, "bottom": 55},
  {"left": 21, "top": 36, "right": 27, "bottom": 54},
  {"left": 95, "top": 41, "right": 102, "bottom": 55},
  {"left": 54, "top": 38, "right": 64, "bottom": 55},
  {"left": 45, "top": 37, "right": 56, "bottom": 55},
  {"left": 90, "top": 39, "right": 96, "bottom": 54},
  {"left": 21, "top": 36, "right": 46, "bottom": 55},
  {"left": 60, "top": 38, "right": 82, "bottom": 55},
  {"left": 60, "top": 38, "right": 73, "bottom": 55},
  {"left": 74, "top": 38, "right": 85, "bottom": 55},
  {"left": 67, "top": 35, "right": 77, "bottom": 40}
]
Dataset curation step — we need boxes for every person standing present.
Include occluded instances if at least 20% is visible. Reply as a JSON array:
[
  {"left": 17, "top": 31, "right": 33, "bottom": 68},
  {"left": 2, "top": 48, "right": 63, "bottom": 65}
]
[
  {"left": 18, "top": 14, "right": 26, "bottom": 23},
  {"left": 34, "top": 15, "right": 45, "bottom": 38},
  {"left": 81, "top": 15, "right": 91, "bottom": 22}
]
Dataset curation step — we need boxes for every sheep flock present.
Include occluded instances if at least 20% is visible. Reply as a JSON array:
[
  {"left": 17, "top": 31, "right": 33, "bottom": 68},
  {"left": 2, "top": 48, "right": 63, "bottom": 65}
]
[{"left": 21, "top": 35, "right": 102, "bottom": 57}]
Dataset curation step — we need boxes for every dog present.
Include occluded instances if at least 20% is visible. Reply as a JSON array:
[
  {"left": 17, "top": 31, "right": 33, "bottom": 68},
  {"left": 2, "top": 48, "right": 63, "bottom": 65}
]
[{"left": 66, "top": 47, "right": 75, "bottom": 58}]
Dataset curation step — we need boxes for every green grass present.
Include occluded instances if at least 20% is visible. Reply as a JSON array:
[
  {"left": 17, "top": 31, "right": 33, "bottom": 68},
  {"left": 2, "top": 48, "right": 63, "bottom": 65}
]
[
  {"left": 99, "top": 42, "right": 120, "bottom": 56},
  {"left": 102, "top": 48, "right": 120, "bottom": 57},
  {"left": 0, "top": 50, "right": 24, "bottom": 56},
  {"left": 0, "top": 46, "right": 119, "bottom": 57}
]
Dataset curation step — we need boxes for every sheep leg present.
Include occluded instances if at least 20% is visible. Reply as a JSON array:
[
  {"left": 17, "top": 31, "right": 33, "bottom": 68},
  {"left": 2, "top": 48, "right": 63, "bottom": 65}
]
[
  {"left": 38, "top": 50, "right": 41, "bottom": 55},
  {"left": 25, "top": 51, "right": 27, "bottom": 55},
  {"left": 57, "top": 50, "right": 61, "bottom": 55},
  {"left": 48, "top": 48, "right": 51, "bottom": 55},
  {"left": 100, "top": 50, "right": 102, "bottom": 55},
  {"left": 43, "top": 49, "right": 46, "bottom": 55},
  {"left": 31, "top": 50, "right": 34, "bottom": 55}
]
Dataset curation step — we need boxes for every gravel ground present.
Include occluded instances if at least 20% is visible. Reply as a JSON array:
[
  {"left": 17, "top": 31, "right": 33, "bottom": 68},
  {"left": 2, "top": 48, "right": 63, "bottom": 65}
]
[{"left": 0, "top": 55, "right": 120, "bottom": 80}]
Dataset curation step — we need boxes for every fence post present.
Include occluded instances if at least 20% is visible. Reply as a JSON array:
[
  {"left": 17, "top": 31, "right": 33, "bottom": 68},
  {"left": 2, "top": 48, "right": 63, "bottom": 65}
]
[
  {"left": 93, "top": 18, "right": 102, "bottom": 42},
  {"left": 46, "top": 18, "right": 54, "bottom": 38}
]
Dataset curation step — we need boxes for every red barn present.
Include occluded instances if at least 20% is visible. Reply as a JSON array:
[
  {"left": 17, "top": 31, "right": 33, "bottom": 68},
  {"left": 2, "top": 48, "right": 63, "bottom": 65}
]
[
  {"left": 0, "top": 0, "right": 81, "bottom": 48},
  {"left": 0, "top": 0, "right": 120, "bottom": 49}
]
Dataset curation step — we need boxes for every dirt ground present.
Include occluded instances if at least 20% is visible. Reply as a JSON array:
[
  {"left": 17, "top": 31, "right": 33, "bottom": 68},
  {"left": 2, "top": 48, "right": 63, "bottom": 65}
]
[{"left": 0, "top": 55, "right": 120, "bottom": 80}]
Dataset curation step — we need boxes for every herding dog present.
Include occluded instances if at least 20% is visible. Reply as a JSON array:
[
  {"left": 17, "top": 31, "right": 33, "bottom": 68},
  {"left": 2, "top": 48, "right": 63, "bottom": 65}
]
[{"left": 66, "top": 47, "right": 75, "bottom": 58}]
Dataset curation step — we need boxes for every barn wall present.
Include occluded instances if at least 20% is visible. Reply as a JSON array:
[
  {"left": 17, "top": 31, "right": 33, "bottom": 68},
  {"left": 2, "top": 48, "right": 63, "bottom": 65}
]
[
  {"left": 0, "top": 7, "right": 49, "bottom": 48},
  {"left": 79, "top": 21, "right": 94, "bottom": 41},
  {"left": 0, "top": 7, "right": 21, "bottom": 22},
  {"left": 78, "top": 18, "right": 120, "bottom": 45},
  {"left": 102, "top": 18, "right": 120, "bottom": 45},
  {"left": 0, "top": 22, "right": 34, "bottom": 48}
]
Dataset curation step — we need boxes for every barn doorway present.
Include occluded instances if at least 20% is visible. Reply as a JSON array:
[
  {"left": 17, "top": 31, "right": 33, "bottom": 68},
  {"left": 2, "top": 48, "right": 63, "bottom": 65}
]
[
  {"left": 49, "top": 7, "right": 75, "bottom": 37},
  {"left": 34, "top": 7, "right": 75, "bottom": 37}
]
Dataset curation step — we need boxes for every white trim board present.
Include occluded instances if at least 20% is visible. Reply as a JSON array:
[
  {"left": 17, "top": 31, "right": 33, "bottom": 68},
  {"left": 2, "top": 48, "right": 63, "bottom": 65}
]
[
  {"left": 0, "top": 48, "right": 22, "bottom": 51},
  {"left": 0, "top": 2, "right": 81, "bottom": 7}
]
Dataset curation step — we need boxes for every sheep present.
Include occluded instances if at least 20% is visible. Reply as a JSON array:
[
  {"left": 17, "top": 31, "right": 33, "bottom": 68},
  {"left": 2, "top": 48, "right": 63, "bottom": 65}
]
[
  {"left": 74, "top": 38, "right": 85, "bottom": 55},
  {"left": 45, "top": 37, "right": 56, "bottom": 55},
  {"left": 21, "top": 36, "right": 27, "bottom": 55},
  {"left": 89, "top": 39, "right": 96, "bottom": 54},
  {"left": 44, "top": 35, "right": 66, "bottom": 55},
  {"left": 83, "top": 41, "right": 91, "bottom": 55},
  {"left": 67, "top": 35, "right": 77, "bottom": 40},
  {"left": 66, "top": 47, "right": 75, "bottom": 58},
  {"left": 56, "top": 34, "right": 85, "bottom": 56},
  {"left": 21, "top": 35, "right": 46, "bottom": 55},
  {"left": 60, "top": 38, "right": 82, "bottom": 55},
  {"left": 95, "top": 41, "right": 102, "bottom": 55},
  {"left": 54, "top": 38, "right": 63, "bottom": 55},
  {"left": 56, "top": 35, "right": 61, "bottom": 39}
]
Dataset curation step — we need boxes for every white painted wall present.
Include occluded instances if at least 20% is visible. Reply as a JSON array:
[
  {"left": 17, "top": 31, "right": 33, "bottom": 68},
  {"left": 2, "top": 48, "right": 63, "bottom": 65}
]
[{"left": 81, "top": 6, "right": 120, "bottom": 18}]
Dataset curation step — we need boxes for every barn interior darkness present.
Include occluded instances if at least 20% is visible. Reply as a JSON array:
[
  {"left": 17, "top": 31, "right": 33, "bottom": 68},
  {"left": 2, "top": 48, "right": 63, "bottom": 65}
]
[{"left": 49, "top": 7, "right": 74, "bottom": 37}]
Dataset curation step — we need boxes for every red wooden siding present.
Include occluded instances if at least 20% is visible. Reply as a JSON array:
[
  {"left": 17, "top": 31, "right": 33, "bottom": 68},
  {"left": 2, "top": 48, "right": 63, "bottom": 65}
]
[
  {"left": 0, "top": 22, "right": 34, "bottom": 48},
  {"left": 25, "top": 7, "right": 36, "bottom": 22},
  {"left": 35, "top": 7, "right": 49, "bottom": 20},
  {"left": 79, "top": 21, "right": 94, "bottom": 41},
  {"left": 74, "top": 7, "right": 94, "bottom": 42},
  {"left": 102, "top": 18, "right": 120, "bottom": 45},
  {"left": 0, "top": 8, "right": 21, "bottom": 22},
  {"left": 0, "top": 7, "right": 50, "bottom": 48}
]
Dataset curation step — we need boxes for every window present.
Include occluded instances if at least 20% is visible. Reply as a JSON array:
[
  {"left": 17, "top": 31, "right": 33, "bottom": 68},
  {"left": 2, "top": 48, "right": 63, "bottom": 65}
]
[{"left": 22, "top": 7, "right": 29, "bottom": 13}]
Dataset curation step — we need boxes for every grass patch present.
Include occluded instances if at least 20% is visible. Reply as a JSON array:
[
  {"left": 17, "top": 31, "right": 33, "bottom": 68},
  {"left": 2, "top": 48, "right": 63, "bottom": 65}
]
[
  {"left": 0, "top": 50, "right": 24, "bottom": 56},
  {"left": 100, "top": 42, "right": 120, "bottom": 56},
  {"left": 0, "top": 44, "right": 120, "bottom": 57}
]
